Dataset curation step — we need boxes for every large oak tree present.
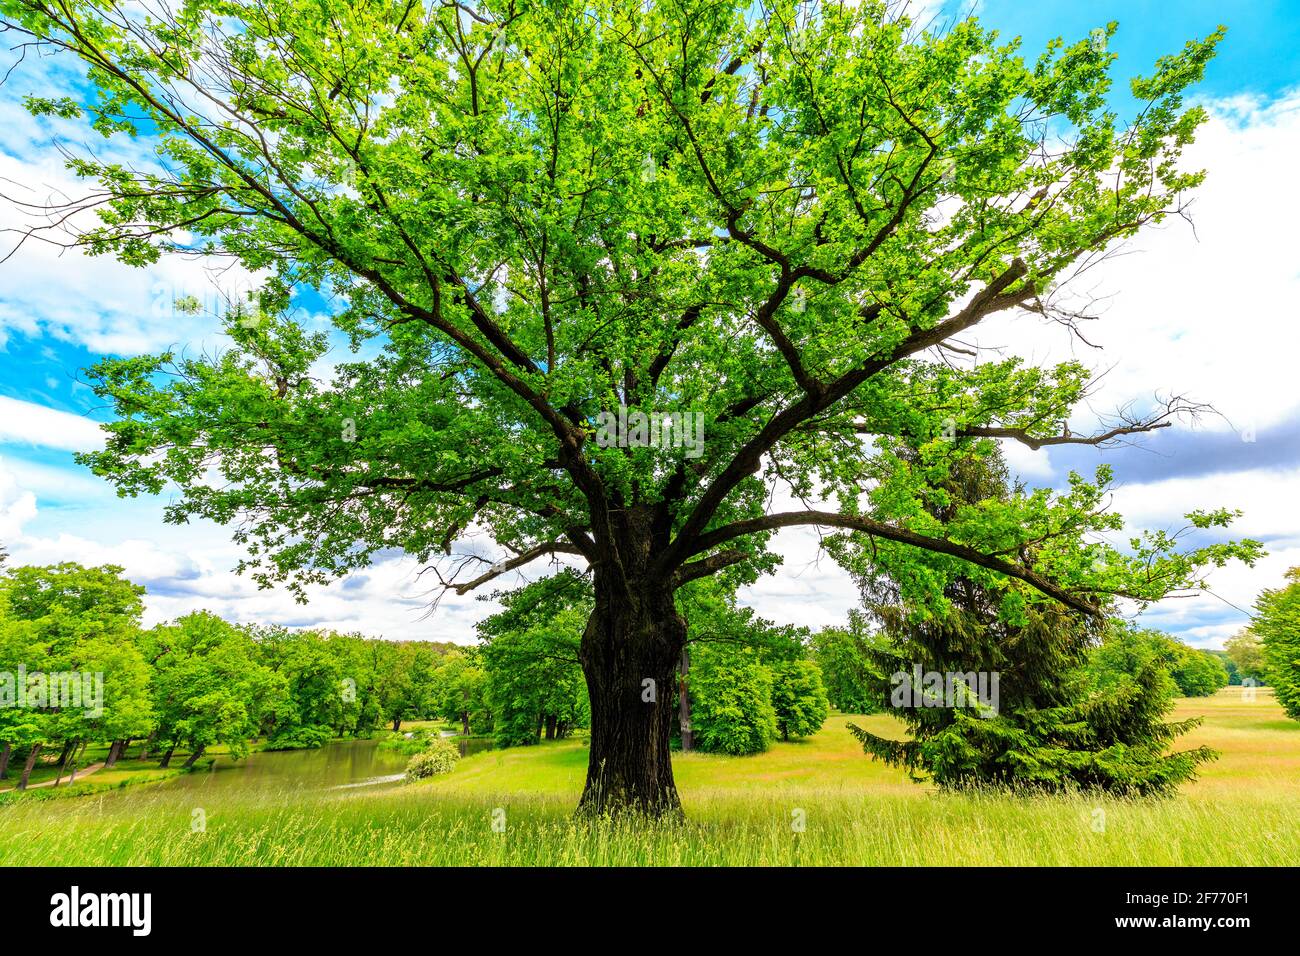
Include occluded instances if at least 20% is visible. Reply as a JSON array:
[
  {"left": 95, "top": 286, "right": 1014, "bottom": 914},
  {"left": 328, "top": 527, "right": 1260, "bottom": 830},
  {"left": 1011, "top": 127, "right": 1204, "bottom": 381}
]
[{"left": 0, "top": 0, "right": 1259, "bottom": 814}]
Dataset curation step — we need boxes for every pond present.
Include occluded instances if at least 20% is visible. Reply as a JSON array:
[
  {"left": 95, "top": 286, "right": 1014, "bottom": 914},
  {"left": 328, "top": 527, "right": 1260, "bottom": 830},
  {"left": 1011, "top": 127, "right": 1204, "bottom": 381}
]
[{"left": 162, "top": 736, "right": 495, "bottom": 793}]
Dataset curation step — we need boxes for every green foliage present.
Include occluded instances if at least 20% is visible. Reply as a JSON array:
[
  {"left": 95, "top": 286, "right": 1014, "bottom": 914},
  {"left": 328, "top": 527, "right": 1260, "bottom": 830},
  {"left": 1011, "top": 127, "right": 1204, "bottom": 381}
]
[
  {"left": 150, "top": 612, "right": 284, "bottom": 762},
  {"left": 811, "top": 611, "right": 886, "bottom": 714},
  {"left": 404, "top": 738, "right": 460, "bottom": 780},
  {"left": 771, "top": 660, "right": 830, "bottom": 740},
  {"left": 1210, "top": 650, "right": 1241, "bottom": 686},
  {"left": 1083, "top": 624, "right": 1228, "bottom": 698},
  {"left": 1255, "top": 568, "right": 1300, "bottom": 720},
  {"left": 381, "top": 727, "right": 438, "bottom": 756},
  {"left": 1171, "top": 648, "right": 1230, "bottom": 698},
  {"left": 689, "top": 644, "right": 777, "bottom": 756},
  {"left": 1225, "top": 628, "right": 1267, "bottom": 683},
  {"left": 263, "top": 723, "right": 333, "bottom": 751},
  {"left": 479, "top": 577, "right": 589, "bottom": 748},
  {"left": 849, "top": 454, "right": 1214, "bottom": 795},
  {"left": 0, "top": 563, "right": 153, "bottom": 758},
  {"left": 434, "top": 650, "right": 490, "bottom": 735}
]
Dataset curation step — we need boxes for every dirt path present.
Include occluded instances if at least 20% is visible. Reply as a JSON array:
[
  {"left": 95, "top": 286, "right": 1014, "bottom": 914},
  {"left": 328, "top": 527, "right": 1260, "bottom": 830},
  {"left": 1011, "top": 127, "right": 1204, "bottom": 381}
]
[{"left": 1, "top": 761, "right": 105, "bottom": 792}]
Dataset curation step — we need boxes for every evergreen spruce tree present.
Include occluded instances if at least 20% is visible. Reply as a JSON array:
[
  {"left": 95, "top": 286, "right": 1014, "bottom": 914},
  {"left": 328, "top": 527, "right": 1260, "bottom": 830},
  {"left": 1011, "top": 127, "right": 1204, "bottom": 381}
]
[{"left": 848, "top": 452, "right": 1215, "bottom": 794}]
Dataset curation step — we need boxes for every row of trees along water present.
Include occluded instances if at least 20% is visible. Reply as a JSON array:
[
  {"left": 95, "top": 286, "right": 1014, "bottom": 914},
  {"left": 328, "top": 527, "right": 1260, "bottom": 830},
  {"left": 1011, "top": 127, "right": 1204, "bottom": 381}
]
[{"left": 0, "top": 556, "right": 837, "bottom": 791}]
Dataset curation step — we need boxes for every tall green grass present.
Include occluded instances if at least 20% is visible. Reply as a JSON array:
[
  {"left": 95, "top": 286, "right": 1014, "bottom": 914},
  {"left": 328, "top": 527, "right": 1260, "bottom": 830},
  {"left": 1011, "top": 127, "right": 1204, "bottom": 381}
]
[
  {"left": 1, "top": 689, "right": 1296, "bottom": 866},
  {"left": 0, "top": 785, "right": 1293, "bottom": 866}
]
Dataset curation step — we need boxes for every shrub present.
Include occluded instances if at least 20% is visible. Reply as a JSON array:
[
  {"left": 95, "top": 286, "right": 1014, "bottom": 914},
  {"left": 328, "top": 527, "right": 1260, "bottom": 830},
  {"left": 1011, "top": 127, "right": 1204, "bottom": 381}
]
[
  {"left": 771, "top": 660, "right": 830, "bottom": 740},
  {"left": 689, "top": 645, "right": 776, "bottom": 756},
  {"left": 381, "top": 728, "right": 434, "bottom": 755},
  {"left": 1171, "top": 648, "right": 1230, "bottom": 697},
  {"left": 404, "top": 738, "right": 460, "bottom": 781},
  {"left": 264, "top": 724, "right": 333, "bottom": 750}
]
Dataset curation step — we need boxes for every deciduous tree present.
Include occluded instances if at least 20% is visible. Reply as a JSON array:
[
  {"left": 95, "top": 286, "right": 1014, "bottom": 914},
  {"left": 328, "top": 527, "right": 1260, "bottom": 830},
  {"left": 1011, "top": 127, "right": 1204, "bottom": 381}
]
[{"left": 1, "top": 0, "right": 1257, "bottom": 814}]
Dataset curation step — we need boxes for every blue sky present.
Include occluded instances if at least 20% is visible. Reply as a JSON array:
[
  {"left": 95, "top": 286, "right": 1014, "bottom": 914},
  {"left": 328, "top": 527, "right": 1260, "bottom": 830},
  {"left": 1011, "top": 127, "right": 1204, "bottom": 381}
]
[{"left": 2, "top": 0, "right": 1299, "bottom": 646}]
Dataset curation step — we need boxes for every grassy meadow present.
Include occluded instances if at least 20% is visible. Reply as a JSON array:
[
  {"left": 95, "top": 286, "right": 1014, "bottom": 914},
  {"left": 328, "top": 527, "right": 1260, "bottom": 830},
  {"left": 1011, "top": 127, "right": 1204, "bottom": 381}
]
[{"left": 0, "top": 688, "right": 1296, "bottom": 866}]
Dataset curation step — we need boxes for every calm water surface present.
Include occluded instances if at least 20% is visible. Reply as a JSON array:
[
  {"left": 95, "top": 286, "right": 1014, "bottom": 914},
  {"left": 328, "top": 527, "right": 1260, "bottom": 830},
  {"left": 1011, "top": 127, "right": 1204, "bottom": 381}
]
[{"left": 162, "top": 737, "right": 494, "bottom": 792}]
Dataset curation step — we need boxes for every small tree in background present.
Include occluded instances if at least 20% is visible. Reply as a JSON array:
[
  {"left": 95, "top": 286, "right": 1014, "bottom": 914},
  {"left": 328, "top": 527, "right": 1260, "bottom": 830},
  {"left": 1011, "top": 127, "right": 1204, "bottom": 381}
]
[
  {"left": 1255, "top": 568, "right": 1300, "bottom": 720},
  {"left": 1170, "top": 647, "right": 1230, "bottom": 697},
  {"left": 771, "top": 660, "right": 830, "bottom": 741},
  {"left": 479, "top": 572, "right": 590, "bottom": 747},
  {"left": 1225, "top": 629, "right": 1268, "bottom": 685},
  {"left": 434, "top": 651, "right": 490, "bottom": 737},
  {"left": 811, "top": 611, "right": 886, "bottom": 715},
  {"left": 150, "top": 612, "right": 286, "bottom": 767},
  {"left": 689, "top": 644, "right": 778, "bottom": 756}
]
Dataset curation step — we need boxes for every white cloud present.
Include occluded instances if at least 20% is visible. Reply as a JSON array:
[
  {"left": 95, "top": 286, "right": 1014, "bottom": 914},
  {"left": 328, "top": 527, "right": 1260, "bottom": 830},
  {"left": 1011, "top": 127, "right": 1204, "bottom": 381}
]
[
  {"left": 0, "top": 459, "right": 38, "bottom": 540},
  {"left": 5, "top": 526, "right": 491, "bottom": 643},
  {"left": 972, "top": 89, "right": 1300, "bottom": 439},
  {"left": 1109, "top": 465, "right": 1300, "bottom": 543},
  {"left": 0, "top": 395, "right": 104, "bottom": 451}
]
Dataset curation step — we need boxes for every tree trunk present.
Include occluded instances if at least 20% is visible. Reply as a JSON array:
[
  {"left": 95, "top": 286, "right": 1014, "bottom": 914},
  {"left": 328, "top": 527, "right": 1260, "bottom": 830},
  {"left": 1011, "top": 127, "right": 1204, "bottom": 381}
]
[
  {"left": 678, "top": 644, "right": 694, "bottom": 753},
  {"left": 460, "top": 712, "right": 470, "bottom": 737},
  {"left": 140, "top": 731, "right": 155, "bottom": 760},
  {"left": 391, "top": 717, "right": 401, "bottom": 733},
  {"left": 67, "top": 742, "right": 82, "bottom": 784},
  {"left": 182, "top": 744, "right": 206, "bottom": 769},
  {"left": 545, "top": 715, "right": 557, "bottom": 740},
  {"left": 577, "top": 565, "right": 686, "bottom": 818},
  {"left": 159, "top": 743, "right": 177, "bottom": 768},
  {"left": 17, "top": 743, "right": 42, "bottom": 790},
  {"left": 55, "top": 739, "right": 73, "bottom": 768},
  {"left": 0, "top": 742, "right": 10, "bottom": 779},
  {"left": 104, "top": 739, "right": 122, "bottom": 768}
]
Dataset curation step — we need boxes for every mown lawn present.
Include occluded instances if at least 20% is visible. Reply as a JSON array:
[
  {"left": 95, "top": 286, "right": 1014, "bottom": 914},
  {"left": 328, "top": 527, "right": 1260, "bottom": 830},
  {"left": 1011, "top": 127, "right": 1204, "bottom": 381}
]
[{"left": 0, "top": 688, "right": 1296, "bottom": 866}]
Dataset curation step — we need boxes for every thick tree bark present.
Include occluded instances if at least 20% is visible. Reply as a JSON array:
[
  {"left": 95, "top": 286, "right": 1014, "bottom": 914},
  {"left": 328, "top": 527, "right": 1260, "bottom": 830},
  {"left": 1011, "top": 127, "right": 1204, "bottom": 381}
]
[
  {"left": 159, "top": 743, "right": 177, "bottom": 768},
  {"left": 577, "top": 565, "right": 686, "bottom": 817},
  {"left": 17, "top": 743, "right": 42, "bottom": 790},
  {"left": 460, "top": 711, "right": 470, "bottom": 736},
  {"left": 182, "top": 745, "right": 206, "bottom": 769},
  {"left": 0, "top": 741, "right": 10, "bottom": 779},
  {"left": 55, "top": 739, "right": 73, "bottom": 768},
  {"left": 545, "top": 715, "right": 557, "bottom": 740},
  {"left": 104, "top": 739, "right": 122, "bottom": 769},
  {"left": 391, "top": 717, "right": 401, "bottom": 733}
]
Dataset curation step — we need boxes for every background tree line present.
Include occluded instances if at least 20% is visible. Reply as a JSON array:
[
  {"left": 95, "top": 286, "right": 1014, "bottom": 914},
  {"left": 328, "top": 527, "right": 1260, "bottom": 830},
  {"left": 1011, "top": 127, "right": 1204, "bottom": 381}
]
[{"left": 0, "top": 561, "right": 472, "bottom": 789}]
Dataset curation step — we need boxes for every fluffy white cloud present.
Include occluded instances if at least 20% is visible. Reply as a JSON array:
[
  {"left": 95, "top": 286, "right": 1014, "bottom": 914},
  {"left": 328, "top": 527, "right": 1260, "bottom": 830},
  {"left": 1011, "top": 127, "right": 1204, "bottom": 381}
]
[
  {"left": 973, "top": 90, "right": 1300, "bottom": 438},
  {"left": 0, "top": 396, "right": 104, "bottom": 452},
  {"left": 5, "top": 526, "right": 494, "bottom": 643},
  {"left": 0, "top": 459, "right": 38, "bottom": 541}
]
